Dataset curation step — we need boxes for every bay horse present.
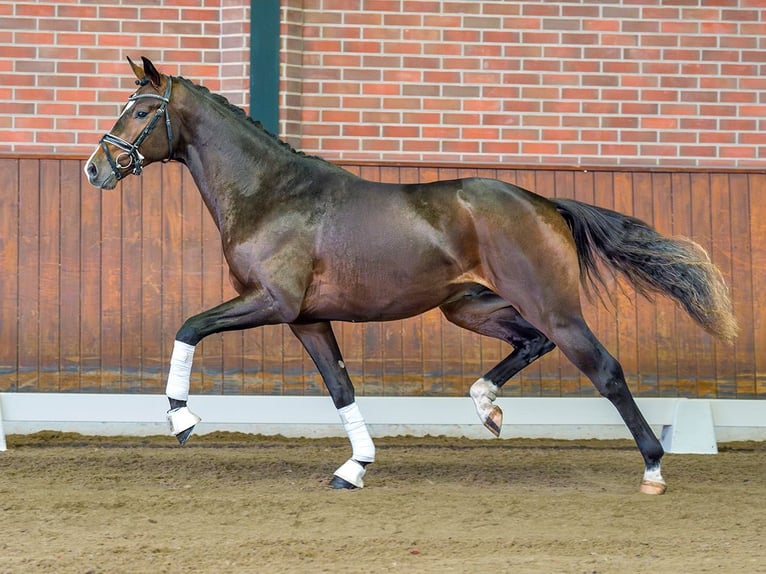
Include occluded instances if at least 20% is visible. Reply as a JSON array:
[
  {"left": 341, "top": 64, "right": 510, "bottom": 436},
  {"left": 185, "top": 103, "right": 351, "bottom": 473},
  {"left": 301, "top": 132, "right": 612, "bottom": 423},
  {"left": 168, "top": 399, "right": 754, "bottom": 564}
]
[{"left": 85, "top": 57, "right": 737, "bottom": 494}]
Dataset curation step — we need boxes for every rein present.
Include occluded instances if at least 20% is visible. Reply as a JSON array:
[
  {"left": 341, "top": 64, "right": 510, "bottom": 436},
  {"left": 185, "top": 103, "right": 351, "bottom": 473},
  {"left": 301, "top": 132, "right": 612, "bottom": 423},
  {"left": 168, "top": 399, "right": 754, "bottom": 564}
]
[{"left": 99, "top": 78, "right": 174, "bottom": 181}]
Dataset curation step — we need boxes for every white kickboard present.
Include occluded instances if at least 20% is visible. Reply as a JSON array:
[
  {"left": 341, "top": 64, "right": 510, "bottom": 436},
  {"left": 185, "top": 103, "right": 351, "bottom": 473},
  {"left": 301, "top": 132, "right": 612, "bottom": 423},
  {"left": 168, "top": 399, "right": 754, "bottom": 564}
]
[{"left": 660, "top": 398, "right": 717, "bottom": 454}]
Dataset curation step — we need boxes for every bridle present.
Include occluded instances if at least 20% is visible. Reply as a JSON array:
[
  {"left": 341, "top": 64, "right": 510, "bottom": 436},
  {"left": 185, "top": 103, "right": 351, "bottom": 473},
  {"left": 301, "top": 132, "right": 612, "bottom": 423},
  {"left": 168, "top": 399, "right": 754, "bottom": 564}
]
[{"left": 99, "top": 77, "right": 174, "bottom": 181}]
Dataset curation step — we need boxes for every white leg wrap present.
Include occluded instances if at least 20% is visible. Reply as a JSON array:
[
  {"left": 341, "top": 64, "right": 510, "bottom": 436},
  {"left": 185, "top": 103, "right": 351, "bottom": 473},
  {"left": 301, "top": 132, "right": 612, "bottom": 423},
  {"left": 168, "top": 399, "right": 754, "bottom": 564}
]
[
  {"left": 470, "top": 378, "right": 498, "bottom": 420},
  {"left": 333, "top": 459, "right": 366, "bottom": 488},
  {"left": 165, "top": 340, "right": 196, "bottom": 401},
  {"left": 338, "top": 402, "right": 375, "bottom": 463}
]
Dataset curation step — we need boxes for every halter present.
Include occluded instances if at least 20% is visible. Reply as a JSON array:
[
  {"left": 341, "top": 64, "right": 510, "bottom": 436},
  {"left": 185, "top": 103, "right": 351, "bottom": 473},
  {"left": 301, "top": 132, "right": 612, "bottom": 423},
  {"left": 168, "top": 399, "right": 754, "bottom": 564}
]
[{"left": 99, "top": 77, "right": 173, "bottom": 181}]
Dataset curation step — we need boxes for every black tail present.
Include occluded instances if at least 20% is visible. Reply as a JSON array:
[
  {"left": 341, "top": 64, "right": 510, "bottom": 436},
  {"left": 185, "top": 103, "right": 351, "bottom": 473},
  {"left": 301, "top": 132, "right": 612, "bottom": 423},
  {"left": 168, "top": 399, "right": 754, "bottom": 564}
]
[{"left": 552, "top": 198, "right": 737, "bottom": 343}]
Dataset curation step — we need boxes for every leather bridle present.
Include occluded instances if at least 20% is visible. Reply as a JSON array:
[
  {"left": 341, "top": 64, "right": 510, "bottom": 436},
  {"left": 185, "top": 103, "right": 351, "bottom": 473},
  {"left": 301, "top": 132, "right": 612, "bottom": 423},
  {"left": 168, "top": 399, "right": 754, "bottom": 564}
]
[{"left": 99, "top": 77, "right": 173, "bottom": 181}]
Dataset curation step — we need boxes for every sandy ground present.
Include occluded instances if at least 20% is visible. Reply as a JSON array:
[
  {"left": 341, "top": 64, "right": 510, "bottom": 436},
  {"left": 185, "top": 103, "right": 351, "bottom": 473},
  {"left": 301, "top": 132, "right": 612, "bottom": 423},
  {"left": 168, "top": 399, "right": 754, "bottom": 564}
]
[{"left": 0, "top": 432, "right": 764, "bottom": 574}]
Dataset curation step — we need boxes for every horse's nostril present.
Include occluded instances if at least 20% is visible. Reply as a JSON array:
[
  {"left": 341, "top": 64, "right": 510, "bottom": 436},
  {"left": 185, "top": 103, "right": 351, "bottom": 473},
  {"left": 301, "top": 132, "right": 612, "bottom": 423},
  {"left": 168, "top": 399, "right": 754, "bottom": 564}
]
[{"left": 87, "top": 162, "right": 98, "bottom": 178}]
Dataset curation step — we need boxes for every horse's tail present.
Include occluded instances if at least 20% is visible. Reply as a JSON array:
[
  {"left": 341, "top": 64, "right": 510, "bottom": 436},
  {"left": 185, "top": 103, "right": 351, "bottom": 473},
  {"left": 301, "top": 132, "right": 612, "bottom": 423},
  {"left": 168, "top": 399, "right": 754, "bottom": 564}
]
[{"left": 551, "top": 197, "right": 737, "bottom": 343}]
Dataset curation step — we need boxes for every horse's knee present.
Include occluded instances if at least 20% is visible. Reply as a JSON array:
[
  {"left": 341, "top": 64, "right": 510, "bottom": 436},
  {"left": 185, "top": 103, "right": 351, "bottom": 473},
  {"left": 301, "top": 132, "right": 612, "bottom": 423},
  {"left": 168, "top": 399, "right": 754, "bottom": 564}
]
[{"left": 176, "top": 319, "right": 202, "bottom": 346}]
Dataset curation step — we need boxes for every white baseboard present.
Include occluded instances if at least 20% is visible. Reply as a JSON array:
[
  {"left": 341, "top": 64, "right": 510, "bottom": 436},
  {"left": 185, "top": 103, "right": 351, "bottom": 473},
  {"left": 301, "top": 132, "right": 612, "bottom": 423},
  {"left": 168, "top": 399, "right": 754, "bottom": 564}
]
[{"left": 1, "top": 393, "right": 764, "bottom": 452}]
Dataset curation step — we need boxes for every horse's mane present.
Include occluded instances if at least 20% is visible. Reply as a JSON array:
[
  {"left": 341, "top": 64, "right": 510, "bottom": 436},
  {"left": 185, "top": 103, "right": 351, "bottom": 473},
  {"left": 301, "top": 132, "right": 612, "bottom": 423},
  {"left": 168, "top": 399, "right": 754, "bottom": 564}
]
[{"left": 176, "top": 76, "right": 327, "bottom": 164}]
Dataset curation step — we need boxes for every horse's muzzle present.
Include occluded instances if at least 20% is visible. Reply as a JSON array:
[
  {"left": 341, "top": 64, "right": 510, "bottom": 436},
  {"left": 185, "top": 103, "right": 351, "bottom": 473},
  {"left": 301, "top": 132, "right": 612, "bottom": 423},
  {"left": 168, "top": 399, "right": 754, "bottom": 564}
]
[{"left": 84, "top": 159, "right": 118, "bottom": 190}]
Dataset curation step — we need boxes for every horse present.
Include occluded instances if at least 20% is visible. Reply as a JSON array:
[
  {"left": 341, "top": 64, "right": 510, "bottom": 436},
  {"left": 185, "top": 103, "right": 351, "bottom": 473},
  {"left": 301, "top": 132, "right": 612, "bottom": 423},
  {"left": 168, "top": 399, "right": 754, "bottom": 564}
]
[{"left": 85, "top": 57, "right": 737, "bottom": 494}]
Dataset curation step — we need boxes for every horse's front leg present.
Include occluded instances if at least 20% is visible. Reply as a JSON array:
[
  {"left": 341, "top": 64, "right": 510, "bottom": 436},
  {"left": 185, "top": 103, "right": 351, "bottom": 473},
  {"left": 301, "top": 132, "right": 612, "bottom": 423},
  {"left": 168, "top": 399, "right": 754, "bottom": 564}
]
[
  {"left": 289, "top": 322, "right": 375, "bottom": 489},
  {"left": 165, "top": 288, "right": 291, "bottom": 444}
]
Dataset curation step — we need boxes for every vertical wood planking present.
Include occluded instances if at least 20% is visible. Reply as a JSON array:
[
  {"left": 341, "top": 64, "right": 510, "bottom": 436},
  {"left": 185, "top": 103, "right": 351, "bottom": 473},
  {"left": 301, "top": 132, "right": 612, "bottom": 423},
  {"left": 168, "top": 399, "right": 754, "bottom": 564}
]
[
  {"left": 749, "top": 173, "right": 766, "bottom": 397},
  {"left": 0, "top": 159, "right": 19, "bottom": 391},
  {"left": 591, "top": 171, "right": 619, "bottom": 397},
  {"left": 120, "top": 170, "right": 143, "bottom": 392},
  {"left": 668, "top": 172, "right": 696, "bottom": 396},
  {"left": 161, "top": 162, "right": 184, "bottom": 394},
  {"left": 100, "top": 175, "right": 123, "bottom": 390},
  {"left": 689, "top": 173, "right": 717, "bottom": 395},
  {"left": 0, "top": 160, "right": 760, "bottom": 399},
  {"left": 59, "top": 160, "right": 82, "bottom": 391},
  {"left": 140, "top": 165, "right": 164, "bottom": 393},
  {"left": 38, "top": 160, "right": 61, "bottom": 392},
  {"left": 17, "top": 160, "right": 40, "bottom": 391},
  {"left": 729, "top": 173, "right": 755, "bottom": 398},
  {"left": 632, "top": 173, "right": 672, "bottom": 396},
  {"left": 80, "top": 161, "right": 102, "bottom": 391},
  {"left": 710, "top": 173, "right": 736, "bottom": 397},
  {"left": 613, "top": 172, "right": 639, "bottom": 390}
]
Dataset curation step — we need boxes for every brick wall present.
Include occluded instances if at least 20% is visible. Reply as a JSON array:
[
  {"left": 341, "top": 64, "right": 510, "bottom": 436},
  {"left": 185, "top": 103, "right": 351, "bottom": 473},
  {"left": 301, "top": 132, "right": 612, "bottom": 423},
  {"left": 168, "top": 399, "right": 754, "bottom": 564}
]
[
  {"left": 2, "top": 0, "right": 765, "bottom": 168},
  {"left": 0, "top": 0, "right": 249, "bottom": 155},
  {"left": 285, "top": 0, "right": 766, "bottom": 168}
]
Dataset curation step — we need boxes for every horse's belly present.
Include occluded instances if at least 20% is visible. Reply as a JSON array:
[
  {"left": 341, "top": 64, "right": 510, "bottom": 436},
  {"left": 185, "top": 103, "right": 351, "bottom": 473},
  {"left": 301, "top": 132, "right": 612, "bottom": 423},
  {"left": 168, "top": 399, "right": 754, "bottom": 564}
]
[{"left": 298, "top": 277, "right": 470, "bottom": 323}]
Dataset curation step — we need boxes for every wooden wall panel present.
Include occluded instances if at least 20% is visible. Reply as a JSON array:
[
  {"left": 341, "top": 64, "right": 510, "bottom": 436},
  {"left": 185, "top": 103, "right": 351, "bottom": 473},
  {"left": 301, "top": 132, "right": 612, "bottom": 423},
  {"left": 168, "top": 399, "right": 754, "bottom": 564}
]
[{"left": 0, "top": 157, "right": 762, "bottom": 401}]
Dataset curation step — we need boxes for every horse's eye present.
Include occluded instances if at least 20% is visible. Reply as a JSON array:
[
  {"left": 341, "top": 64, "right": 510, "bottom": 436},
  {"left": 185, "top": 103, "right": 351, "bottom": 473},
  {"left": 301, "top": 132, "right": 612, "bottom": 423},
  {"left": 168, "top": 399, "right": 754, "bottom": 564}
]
[{"left": 135, "top": 110, "right": 148, "bottom": 119}]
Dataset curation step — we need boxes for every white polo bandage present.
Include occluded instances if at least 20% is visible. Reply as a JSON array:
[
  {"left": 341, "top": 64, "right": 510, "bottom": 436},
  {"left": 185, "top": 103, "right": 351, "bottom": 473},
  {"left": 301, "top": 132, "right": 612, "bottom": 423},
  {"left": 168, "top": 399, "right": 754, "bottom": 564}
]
[
  {"left": 338, "top": 402, "right": 375, "bottom": 463},
  {"left": 165, "top": 340, "right": 196, "bottom": 401}
]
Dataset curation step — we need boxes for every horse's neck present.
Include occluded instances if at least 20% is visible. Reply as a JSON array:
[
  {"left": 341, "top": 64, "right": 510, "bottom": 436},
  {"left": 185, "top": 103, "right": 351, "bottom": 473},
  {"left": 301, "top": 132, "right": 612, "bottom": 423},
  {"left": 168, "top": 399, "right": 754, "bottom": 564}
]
[{"left": 178, "top": 111, "right": 302, "bottom": 232}]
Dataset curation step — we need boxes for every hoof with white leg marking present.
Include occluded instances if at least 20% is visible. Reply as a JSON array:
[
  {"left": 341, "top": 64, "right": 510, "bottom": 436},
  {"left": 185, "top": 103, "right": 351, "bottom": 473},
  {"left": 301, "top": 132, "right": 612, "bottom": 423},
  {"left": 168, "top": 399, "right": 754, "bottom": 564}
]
[
  {"left": 482, "top": 405, "right": 503, "bottom": 438},
  {"left": 639, "top": 480, "right": 667, "bottom": 495},
  {"left": 640, "top": 467, "right": 666, "bottom": 494},
  {"left": 470, "top": 378, "right": 503, "bottom": 437},
  {"left": 330, "top": 459, "right": 366, "bottom": 489},
  {"left": 167, "top": 406, "right": 201, "bottom": 446}
]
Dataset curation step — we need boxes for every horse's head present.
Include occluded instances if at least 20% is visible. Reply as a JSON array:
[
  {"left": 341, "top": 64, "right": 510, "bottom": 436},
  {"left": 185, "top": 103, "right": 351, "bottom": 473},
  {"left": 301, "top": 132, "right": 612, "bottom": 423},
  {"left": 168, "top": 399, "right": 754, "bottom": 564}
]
[{"left": 85, "top": 57, "right": 175, "bottom": 189}]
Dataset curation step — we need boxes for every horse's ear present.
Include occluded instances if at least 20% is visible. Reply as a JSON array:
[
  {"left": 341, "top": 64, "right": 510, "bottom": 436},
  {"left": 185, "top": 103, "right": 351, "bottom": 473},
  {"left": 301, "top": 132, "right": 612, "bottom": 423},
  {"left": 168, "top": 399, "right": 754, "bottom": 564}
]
[
  {"left": 141, "top": 57, "right": 163, "bottom": 89},
  {"left": 127, "top": 56, "right": 145, "bottom": 82}
]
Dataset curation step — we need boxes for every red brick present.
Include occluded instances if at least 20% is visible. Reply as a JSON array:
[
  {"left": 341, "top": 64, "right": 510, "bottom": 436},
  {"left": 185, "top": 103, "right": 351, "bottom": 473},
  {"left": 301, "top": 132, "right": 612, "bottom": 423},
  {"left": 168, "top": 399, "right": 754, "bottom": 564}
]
[
  {"left": 443, "top": 140, "right": 479, "bottom": 153},
  {"left": 363, "top": 83, "right": 400, "bottom": 96},
  {"left": 482, "top": 141, "right": 520, "bottom": 154},
  {"left": 522, "top": 142, "right": 558, "bottom": 155},
  {"left": 561, "top": 143, "right": 599, "bottom": 156},
  {"left": 403, "top": 139, "right": 439, "bottom": 152},
  {"left": 542, "top": 129, "right": 578, "bottom": 141},
  {"left": 543, "top": 101, "right": 579, "bottom": 114},
  {"left": 641, "top": 144, "right": 679, "bottom": 156},
  {"left": 342, "top": 125, "right": 378, "bottom": 137},
  {"left": 581, "top": 130, "right": 630, "bottom": 142},
  {"left": 423, "top": 126, "right": 460, "bottom": 139},
  {"left": 584, "top": 19, "right": 620, "bottom": 32},
  {"left": 680, "top": 146, "right": 717, "bottom": 157},
  {"left": 700, "top": 132, "right": 736, "bottom": 144},
  {"left": 362, "top": 138, "right": 401, "bottom": 151},
  {"left": 720, "top": 146, "right": 756, "bottom": 158}
]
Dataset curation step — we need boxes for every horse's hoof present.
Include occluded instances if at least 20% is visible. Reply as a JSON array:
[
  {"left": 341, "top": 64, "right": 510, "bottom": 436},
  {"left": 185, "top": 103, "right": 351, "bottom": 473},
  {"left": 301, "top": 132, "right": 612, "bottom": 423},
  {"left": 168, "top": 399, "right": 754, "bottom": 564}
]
[
  {"left": 639, "top": 479, "right": 667, "bottom": 495},
  {"left": 331, "top": 459, "right": 366, "bottom": 489},
  {"left": 483, "top": 405, "right": 503, "bottom": 438},
  {"left": 167, "top": 406, "right": 201, "bottom": 446},
  {"left": 329, "top": 475, "right": 358, "bottom": 490},
  {"left": 175, "top": 426, "right": 196, "bottom": 446}
]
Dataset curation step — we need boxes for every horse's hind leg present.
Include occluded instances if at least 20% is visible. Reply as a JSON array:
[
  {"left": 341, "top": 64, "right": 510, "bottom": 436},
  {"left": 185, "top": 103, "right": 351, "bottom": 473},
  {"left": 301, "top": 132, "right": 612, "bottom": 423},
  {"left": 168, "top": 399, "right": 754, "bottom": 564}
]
[
  {"left": 440, "top": 290, "right": 555, "bottom": 436},
  {"left": 542, "top": 314, "right": 666, "bottom": 494}
]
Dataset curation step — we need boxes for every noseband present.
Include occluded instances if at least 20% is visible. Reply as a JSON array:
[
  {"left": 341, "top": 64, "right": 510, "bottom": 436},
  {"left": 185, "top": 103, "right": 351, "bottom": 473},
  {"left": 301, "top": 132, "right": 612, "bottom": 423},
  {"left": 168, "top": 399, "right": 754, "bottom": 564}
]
[{"left": 99, "top": 78, "right": 173, "bottom": 181}]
